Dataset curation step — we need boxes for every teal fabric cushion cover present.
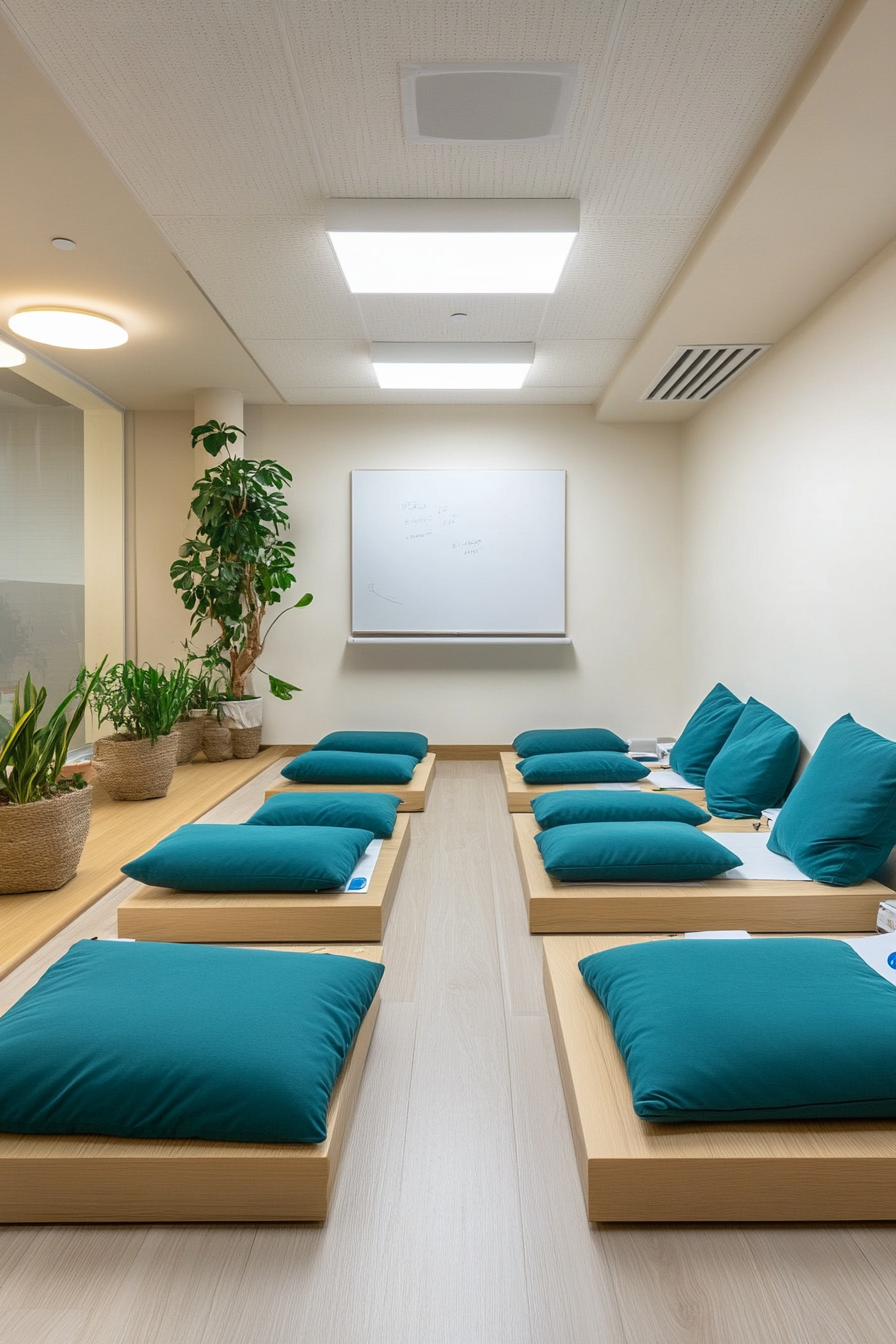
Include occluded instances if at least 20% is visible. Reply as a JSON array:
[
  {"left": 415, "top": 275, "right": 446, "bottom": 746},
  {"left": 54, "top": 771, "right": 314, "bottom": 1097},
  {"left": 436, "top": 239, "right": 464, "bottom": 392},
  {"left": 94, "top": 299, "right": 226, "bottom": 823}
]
[
  {"left": 703, "top": 697, "right": 800, "bottom": 819},
  {"left": 0, "top": 939, "right": 384, "bottom": 1143},
  {"left": 534, "top": 821, "right": 742, "bottom": 882},
  {"left": 281, "top": 750, "right": 417, "bottom": 785},
  {"left": 769, "top": 714, "right": 896, "bottom": 884},
  {"left": 513, "top": 727, "right": 628, "bottom": 757},
  {"left": 245, "top": 792, "right": 401, "bottom": 838},
  {"left": 313, "top": 730, "right": 428, "bottom": 760},
  {"left": 122, "top": 823, "right": 374, "bottom": 892},
  {"left": 531, "top": 790, "right": 711, "bottom": 830},
  {"left": 669, "top": 683, "right": 745, "bottom": 786},
  {"left": 516, "top": 752, "right": 649, "bottom": 785},
  {"left": 579, "top": 937, "right": 896, "bottom": 1121}
]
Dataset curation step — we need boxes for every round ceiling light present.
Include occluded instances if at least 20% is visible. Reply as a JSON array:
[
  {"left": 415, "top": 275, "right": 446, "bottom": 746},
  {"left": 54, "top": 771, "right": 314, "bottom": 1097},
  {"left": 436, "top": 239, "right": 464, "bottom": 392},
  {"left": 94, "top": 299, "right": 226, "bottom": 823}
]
[
  {"left": 0, "top": 339, "right": 26, "bottom": 367},
  {"left": 8, "top": 307, "right": 128, "bottom": 350}
]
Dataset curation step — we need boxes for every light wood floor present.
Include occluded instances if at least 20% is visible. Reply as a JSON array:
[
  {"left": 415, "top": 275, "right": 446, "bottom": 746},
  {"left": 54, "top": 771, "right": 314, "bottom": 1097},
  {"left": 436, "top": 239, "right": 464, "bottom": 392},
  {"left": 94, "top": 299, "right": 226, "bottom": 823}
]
[{"left": 1, "top": 761, "right": 894, "bottom": 1344}]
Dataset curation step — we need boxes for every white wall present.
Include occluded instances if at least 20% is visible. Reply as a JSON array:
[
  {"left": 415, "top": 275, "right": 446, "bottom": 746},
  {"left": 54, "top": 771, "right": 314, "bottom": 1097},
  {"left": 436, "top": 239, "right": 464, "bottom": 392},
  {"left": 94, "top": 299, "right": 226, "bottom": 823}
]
[
  {"left": 681, "top": 236, "right": 896, "bottom": 753},
  {"left": 222, "top": 405, "right": 683, "bottom": 744}
]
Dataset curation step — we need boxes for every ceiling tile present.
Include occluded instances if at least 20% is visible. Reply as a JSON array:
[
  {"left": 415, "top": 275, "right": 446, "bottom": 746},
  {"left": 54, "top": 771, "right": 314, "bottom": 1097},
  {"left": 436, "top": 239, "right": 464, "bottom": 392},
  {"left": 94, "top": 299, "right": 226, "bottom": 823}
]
[
  {"left": 277, "top": 385, "right": 602, "bottom": 404},
  {"left": 525, "top": 340, "right": 632, "bottom": 388},
  {"left": 245, "top": 339, "right": 376, "bottom": 388},
  {"left": 356, "top": 295, "right": 550, "bottom": 342}
]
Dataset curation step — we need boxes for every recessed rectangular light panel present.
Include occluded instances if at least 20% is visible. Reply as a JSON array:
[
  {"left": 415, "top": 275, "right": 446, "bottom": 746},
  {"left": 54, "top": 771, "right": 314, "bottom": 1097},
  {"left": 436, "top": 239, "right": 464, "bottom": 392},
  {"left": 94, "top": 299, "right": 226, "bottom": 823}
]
[
  {"left": 371, "top": 342, "right": 534, "bottom": 390},
  {"left": 325, "top": 199, "right": 578, "bottom": 294}
]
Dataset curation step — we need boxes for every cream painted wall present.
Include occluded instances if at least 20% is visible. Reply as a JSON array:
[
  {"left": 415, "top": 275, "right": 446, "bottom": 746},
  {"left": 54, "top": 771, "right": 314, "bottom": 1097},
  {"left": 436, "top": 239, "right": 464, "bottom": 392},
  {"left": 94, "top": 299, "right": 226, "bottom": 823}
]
[
  {"left": 681, "top": 236, "right": 896, "bottom": 754},
  {"left": 133, "top": 404, "right": 683, "bottom": 743}
]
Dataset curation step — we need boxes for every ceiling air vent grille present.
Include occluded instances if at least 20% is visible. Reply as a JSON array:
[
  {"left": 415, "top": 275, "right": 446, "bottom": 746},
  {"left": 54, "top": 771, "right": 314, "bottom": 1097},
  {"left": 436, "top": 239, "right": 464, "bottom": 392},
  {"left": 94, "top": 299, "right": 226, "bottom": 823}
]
[{"left": 641, "top": 344, "right": 770, "bottom": 402}]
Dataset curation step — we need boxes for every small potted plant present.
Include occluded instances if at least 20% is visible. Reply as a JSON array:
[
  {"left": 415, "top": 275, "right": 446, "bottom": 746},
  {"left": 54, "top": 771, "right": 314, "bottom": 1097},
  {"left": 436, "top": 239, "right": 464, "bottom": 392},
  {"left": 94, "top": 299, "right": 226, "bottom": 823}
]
[
  {"left": 170, "top": 420, "right": 313, "bottom": 757},
  {"left": 87, "top": 661, "right": 194, "bottom": 800},
  {"left": 0, "top": 669, "right": 100, "bottom": 894}
]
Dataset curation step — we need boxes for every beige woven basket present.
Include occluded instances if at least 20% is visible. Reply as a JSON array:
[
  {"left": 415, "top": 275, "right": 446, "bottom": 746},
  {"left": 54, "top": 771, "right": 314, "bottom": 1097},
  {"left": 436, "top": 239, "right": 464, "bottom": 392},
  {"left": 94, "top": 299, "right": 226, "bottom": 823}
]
[
  {"left": 92, "top": 734, "right": 179, "bottom": 801},
  {"left": 0, "top": 785, "right": 93, "bottom": 894},
  {"left": 173, "top": 717, "right": 203, "bottom": 764},
  {"left": 229, "top": 725, "right": 263, "bottom": 758},
  {"left": 201, "top": 718, "right": 233, "bottom": 762}
]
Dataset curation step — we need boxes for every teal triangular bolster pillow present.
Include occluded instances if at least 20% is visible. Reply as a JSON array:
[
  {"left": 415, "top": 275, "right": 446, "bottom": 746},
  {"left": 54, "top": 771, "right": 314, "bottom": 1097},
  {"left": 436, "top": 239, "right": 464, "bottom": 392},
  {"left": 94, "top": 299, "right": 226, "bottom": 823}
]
[
  {"left": 516, "top": 752, "right": 649, "bottom": 785},
  {"left": 313, "top": 730, "right": 428, "bottom": 760},
  {"left": 282, "top": 750, "right": 418, "bottom": 784},
  {"left": 580, "top": 937, "right": 896, "bottom": 1121},
  {"left": 703, "top": 697, "right": 800, "bottom": 819},
  {"left": 531, "top": 790, "right": 710, "bottom": 829},
  {"left": 535, "top": 821, "right": 741, "bottom": 882},
  {"left": 669, "top": 682, "right": 744, "bottom": 786},
  {"left": 246, "top": 792, "right": 401, "bottom": 838},
  {"left": 0, "top": 940, "right": 384, "bottom": 1142},
  {"left": 513, "top": 727, "right": 628, "bottom": 757}
]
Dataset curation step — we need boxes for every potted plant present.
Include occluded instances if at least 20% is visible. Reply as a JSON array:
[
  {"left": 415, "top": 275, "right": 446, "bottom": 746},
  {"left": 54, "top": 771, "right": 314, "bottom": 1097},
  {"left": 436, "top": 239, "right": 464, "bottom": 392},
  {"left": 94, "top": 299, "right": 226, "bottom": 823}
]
[
  {"left": 0, "top": 670, "right": 100, "bottom": 894},
  {"left": 86, "top": 661, "right": 194, "bottom": 800},
  {"left": 170, "top": 420, "right": 312, "bottom": 756}
]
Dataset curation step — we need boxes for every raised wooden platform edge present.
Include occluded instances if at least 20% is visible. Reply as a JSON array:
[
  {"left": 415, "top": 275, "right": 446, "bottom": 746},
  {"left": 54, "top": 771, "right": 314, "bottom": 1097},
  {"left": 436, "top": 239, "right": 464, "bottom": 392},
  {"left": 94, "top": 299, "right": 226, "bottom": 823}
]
[
  {"left": 0, "top": 944, "right": 383, "bottom": 1223},
  {"left": 265, "top": 752, "right": 436, "bottom": 812},
  {"left": 542, "top": 934, "right": 896, "bottom": 1223},
  {"left": 499, "top": 751, "right": 706, "bottom": 812}
]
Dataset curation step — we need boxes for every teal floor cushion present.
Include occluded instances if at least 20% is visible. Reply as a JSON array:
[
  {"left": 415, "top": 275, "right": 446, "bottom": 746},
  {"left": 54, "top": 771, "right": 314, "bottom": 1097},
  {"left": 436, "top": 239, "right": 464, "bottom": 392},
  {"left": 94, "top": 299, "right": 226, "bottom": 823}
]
[
  {"left": 0, "top": 939, "right": 384, "bottom": 1143},
  {"left": 313, "top": 730, "right": 428, "bottom": 760},
  {"left": 245, "top": 792, "right": 401, "bottom": 838},
  {"left": 281, "top": 750, "right": 418, "bottom": 785},
  {"left": 579, "top": 937, "right": 896, "bottom": 1121},
  {"left": 531, "top": 790, "right": 710, "bottom": 830},
  {"left": 769, "top": 713, "right": 896, "bottom": 884},
  {"left": 516, "top": 752, "right": 649, "bottom": 785},
  {"left": 704, "top": 697, "right": 800, "bottom": 819},
  {"left": 513, "top": 727, "right": 628, "bottom": 757},
  {"left": 669, "top": 683, "right": 745, "bottom": 786},
  {"left": 535, "top": 821, "right": 741, "bottom": 882},
  {"left": 122, "top": 823, "right": 374, "bottom": 891}
]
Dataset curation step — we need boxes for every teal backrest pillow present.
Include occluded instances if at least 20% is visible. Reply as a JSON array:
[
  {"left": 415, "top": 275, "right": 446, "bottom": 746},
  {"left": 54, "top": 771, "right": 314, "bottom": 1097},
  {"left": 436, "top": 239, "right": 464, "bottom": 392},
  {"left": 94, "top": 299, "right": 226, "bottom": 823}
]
[
  {"left": 282, "top": 750, "right": 418, "bottom": 785},
  {"left": 531, "top": 790, "right": 710, "bottom": 829},
  {"left": 703, "top": 697, "right": 800, "bottom": 819},
  {"left": 516, "top": 752, "right": 649, "bottom": 785},
  {"left": 245, "top": 792, "right": 401, "bottom": 838},
  {"left": 513, "top": 727, "right": 628, "bottom": 757},
  {"left": 769, "top": 713, "right": 896, "bottom": 885},
  {"left": 313, "top": 730, "right": 428, "bottom": 760},
  {"left": 669, "top": 683, "right": 744, "bottom": 786}
]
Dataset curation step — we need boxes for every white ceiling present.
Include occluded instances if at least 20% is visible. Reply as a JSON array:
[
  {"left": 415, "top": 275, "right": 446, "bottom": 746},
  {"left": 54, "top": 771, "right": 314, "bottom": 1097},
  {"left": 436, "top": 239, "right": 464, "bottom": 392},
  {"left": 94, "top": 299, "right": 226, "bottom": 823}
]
[{"left": 2, "top": 0, "right": 843, "bottom": 404}]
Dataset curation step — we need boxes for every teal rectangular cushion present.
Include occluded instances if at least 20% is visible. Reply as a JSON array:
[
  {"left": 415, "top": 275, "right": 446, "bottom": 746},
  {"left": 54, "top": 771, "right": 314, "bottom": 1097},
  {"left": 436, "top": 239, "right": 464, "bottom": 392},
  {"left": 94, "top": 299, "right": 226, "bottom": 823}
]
[
  {"left": 282, "top": 750, "right": 418, "bottom": 785},
  {"left": 516, "top": 752, "right": 649, "bottom": 785},
  {"left": 245, "top": 792, "right": 401, "bottom": 838},
  {"left": 534, "top": 821, "right": 741, "bottom": 882},
  {"left": 313, "top": 730, "right": 428, "bottom": 760},
  {"left": 703, "top": 697, "right": 800, "bottom": 819},
  {"left": 0, "top": 940, "right": 384, "bottom": 1143},
  {"left": 769, "top": 714, "right": 896, "bottom": 885},
  {"left": 122, "top": 823, "right": 374, "bottom": 892},
  {"left": 579, "top": 937, "right": 896, "bottom": 1121},
  {"left": 669, "top": 683, "right": 744, "bottom": 786},
  {"left": 513, "top": 727, "right": 628, "bottom": 757},
  {"left": 531, "top": 790, "right": 710, "bottom": 830}
]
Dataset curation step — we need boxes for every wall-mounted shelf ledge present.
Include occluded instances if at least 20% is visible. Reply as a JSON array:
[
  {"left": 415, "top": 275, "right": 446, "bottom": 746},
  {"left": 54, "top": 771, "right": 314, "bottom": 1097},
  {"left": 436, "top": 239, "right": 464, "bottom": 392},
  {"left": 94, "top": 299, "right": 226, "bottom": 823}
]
[{"left": 347, "top": 636, "right": 573, "bottom": 645}]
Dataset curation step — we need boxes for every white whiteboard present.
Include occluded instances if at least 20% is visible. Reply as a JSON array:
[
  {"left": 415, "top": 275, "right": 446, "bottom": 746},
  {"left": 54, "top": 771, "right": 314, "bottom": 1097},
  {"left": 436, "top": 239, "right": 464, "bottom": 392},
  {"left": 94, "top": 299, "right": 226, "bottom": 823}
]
[{"left": 351, "top": 470, "right": 566, "bottom": 636}]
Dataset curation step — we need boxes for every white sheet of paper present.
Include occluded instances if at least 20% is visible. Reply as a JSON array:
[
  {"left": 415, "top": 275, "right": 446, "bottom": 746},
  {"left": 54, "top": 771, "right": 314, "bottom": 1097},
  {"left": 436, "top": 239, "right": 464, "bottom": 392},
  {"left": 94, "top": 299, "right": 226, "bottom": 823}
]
[
  {"left": 587, "top": 782, "right": 642, "bottom": 791},
  {"left": 842, "top": 932, "right": 896, "bottom": 988},
  {"left": 684, "top": 929, "right": 752, "bottom": 939},
  {"left": 645, "top": 769, "right": 699, "bottom": 789},
  {"left": 339, "top": 838, "right": 383, "bottom": 892},
  {"left": 715, "top": 831, "right": 807, "bottom": 880}
]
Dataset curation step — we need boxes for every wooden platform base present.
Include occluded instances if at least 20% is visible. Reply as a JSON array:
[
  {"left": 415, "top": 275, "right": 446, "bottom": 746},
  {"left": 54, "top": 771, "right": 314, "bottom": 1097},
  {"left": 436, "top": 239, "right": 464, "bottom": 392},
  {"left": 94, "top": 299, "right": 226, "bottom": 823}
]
[
  {"left": 500, "top": 753, "right": 706, "bottom": 812},
  {"left": 0, "top": 945, "right": 382, "bottom": 1223},
  {"left": 117, "top": 817, "right": 411, "bottom": 943},
  {"left": 514, "top": 815, "right": 884, "bottom": 933},
  {"left": 266, "top": 752, "right": 436, "bottom": 812},
  {"left": 544, "top": 934, "right": 896, "bottom": 1223}
]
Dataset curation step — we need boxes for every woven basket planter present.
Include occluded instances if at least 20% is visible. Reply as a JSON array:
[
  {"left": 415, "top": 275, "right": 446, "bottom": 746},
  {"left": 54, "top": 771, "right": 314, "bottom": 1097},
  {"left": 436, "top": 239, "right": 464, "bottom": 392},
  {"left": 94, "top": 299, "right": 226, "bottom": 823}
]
[
  {"left": 230, "top": 725, "right": 263, "bottom": 758},
  {"left": 0, "top": 785, "right": 93, "bottom": 894},
  {"left": 92, "top": 734, "right": 179, "bottom": 801},
  {"left": 173, "top": 717, "right": 203, "bottom": 764},
  {"left": 201, "top": 719, "right": 233, "bottom": 762}
]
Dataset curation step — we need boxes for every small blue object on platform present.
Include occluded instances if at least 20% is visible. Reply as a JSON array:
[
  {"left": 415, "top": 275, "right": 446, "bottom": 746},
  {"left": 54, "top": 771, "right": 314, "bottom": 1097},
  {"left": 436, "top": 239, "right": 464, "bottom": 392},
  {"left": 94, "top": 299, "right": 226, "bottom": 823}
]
[
  {"left": 313, "top": 730, "right": 428, "bottom": 761},
  {"left": 0, "top": 939, "right": 383, "bottom": 1143},
  {"left": 703, "top": 697, "right": 800, "bottom": 819},
  {"left": 245, "top": 792, "right": 401, "bottom": 838},
  {"left": 535, "top": 820, "right": 741, "bottom": 882},
  {"left": 531, "top": 790, "right": 711, "bottom": 830},
  {"left": 769, "top": 713, "right": 896, "bottom": 885},
  {"left": 122, "top": 823, "right": 374, "bottom": 891},
  {"left": 512, "top": 727, "right": 628, "bottom": 758},
  {"left": 669, "top": 683, "right": 744, "bottom": 786},
  {"left": 516, "top": 751, "right": 649, "bottom": 785},
  {"left": 579, "top": 937, "right": 896, "bottom": 1121},
  {"left": 281, "top": 750, "right": 418, "bottom": 785}
]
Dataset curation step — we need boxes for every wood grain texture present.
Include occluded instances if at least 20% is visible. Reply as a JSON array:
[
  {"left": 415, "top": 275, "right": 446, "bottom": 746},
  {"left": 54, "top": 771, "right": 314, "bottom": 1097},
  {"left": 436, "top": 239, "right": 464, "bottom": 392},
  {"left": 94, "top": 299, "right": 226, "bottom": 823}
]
[
  {"left": 0, "top": 749, "right": 286, "bottom": 981},
  {"left": 514, "top": 814, "right": 885, "bottom": 932},
  {"left": 117, "top": 816, "right": 411, "bottom": 943},
  {"left": 265, "top": 752, "right": 436, "bottom": 811},
  {"left": 543, "top": 934, "right": 896, "bottom": 1222}
]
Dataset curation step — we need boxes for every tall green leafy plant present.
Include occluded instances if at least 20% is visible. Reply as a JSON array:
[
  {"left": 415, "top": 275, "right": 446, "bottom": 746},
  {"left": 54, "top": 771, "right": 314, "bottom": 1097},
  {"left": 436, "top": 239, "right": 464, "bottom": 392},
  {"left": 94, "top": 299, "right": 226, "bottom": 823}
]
[
  {"left": 170, "top": 421, "right": 312, "bottom": 702},
  {"left": 0, "top": 668, "right": 101, "bottom": 806},
  {"left": 86, "top": 661, "right": 194, "bottom": 745}
]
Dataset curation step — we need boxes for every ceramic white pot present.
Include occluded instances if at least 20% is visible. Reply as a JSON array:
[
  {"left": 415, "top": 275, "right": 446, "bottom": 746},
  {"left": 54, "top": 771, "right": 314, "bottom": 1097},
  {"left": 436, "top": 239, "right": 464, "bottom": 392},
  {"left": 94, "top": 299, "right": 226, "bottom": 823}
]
[{"left": 218, "top": 697, "right": 263, "bottom": 730}]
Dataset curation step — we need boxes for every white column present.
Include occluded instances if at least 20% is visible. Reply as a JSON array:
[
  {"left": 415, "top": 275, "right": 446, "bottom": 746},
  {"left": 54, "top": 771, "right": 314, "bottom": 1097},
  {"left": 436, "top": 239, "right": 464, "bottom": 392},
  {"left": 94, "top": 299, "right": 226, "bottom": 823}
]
[{"left": 192, "top": 388, "right": 244, "bottom": 477}]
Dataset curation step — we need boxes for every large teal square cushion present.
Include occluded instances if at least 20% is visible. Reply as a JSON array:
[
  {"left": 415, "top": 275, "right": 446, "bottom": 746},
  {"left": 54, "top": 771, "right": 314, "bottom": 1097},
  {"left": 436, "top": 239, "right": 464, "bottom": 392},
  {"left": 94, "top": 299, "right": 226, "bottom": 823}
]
[
  {"left": 535, "top": 821, "right": 741, "bottom": 882},
  {"left": 246, "top": 792, "right": 401, "bottom": 838},
  {"left": 769, "top": 714, "right": 896, "bottom": 884},
  {"left": 669, "top": 683, "right": 744, "bottom": 786},
  {"left": 0, "top": 940, "right": 384, "bottom": 1143},
  {"left": 282, "top": 750, "right": 418, "bottom": 785},
  {"left": 703, "top": 697, "right": 800, "bottom": 819},
  {"left": 516, "top": 752, "right": 649, "bottom": 785},
  {"left": 580, "top": 937, "right": 896, "bottom": 1121},
  {"left": 512, "top": 727, "right": 628, "bottom": 757},
  {"left": 313, "top": 730, "right": 428, "bottom": 760}
]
